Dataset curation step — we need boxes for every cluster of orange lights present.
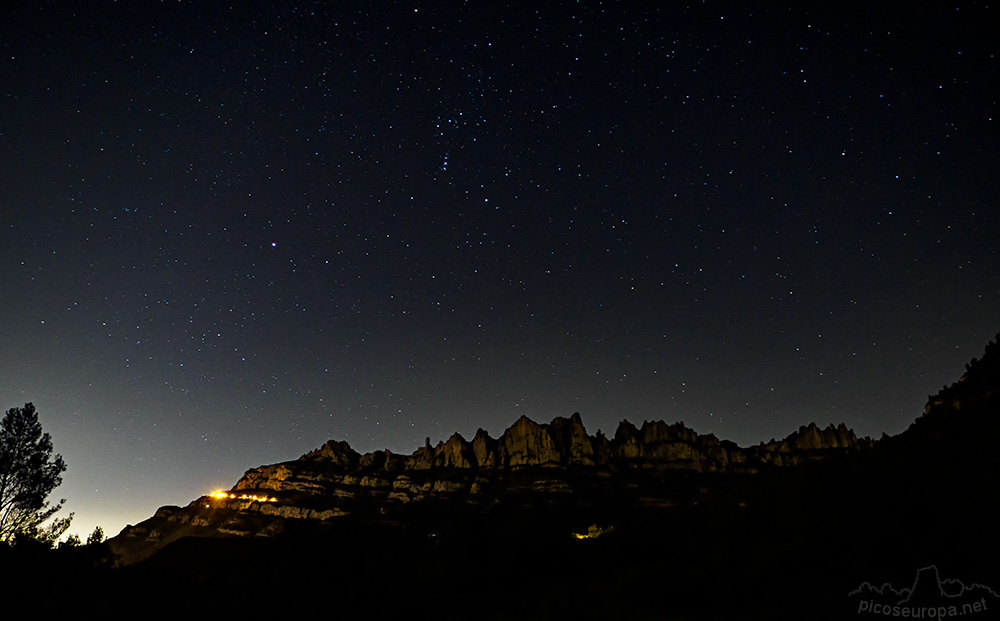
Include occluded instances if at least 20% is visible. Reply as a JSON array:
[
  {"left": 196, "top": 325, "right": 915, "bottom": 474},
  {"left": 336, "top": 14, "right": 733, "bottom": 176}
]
[
  {"left": 209, "top": 491, "right": 277, "bottom": 503},
  {"left": 573, "top": 524, "right": 613, "bottom": 540}
]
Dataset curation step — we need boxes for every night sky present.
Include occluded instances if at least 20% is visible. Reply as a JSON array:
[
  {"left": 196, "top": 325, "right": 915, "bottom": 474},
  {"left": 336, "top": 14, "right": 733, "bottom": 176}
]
[{"left": 1, "top": 1, "right": 997, "bottom": 539}]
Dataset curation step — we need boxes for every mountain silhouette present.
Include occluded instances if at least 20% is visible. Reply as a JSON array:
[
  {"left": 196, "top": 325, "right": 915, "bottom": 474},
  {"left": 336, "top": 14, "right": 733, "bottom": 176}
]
[
  {"left": 93, "top": 332, "right": 1000, "bottom": 618},
  {"left": 108, "top": 412, "right": 874, "bottom": 565}
]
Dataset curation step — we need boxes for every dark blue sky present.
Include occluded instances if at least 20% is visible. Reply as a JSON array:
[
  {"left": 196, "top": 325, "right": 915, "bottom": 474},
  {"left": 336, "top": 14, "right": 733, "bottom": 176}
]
[{"left": 1, "top": 1, "right": 997, "bottom": 539}]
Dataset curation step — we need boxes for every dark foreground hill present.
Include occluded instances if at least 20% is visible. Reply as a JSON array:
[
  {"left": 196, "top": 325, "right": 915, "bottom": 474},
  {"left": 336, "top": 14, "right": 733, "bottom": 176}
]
[{"left": 12, "top": 335, "right": 1000, "bottom": 619}]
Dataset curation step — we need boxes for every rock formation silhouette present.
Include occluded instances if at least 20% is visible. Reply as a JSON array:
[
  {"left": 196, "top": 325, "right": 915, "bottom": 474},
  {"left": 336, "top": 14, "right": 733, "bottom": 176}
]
[
  {"left": 110, "top": 411, "right": 872, "bottom": 564},
  {"left": 104, "top": 333, "right": 1000, "bottom": 620}
]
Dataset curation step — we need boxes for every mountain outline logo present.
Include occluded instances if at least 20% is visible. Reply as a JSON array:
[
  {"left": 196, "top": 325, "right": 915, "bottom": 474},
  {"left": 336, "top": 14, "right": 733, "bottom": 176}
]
[{"left": 849, "top": 565, "right": 998, "bottom": 617}]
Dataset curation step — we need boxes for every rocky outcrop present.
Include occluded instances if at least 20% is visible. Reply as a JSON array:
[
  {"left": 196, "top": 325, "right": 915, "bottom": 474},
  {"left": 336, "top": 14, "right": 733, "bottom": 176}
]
[
  {"left": 228, "top": 413, "right": 874, "bottom": 498},
  {"left": 472, "top": 428, "right": 500, "bottom": 468},
  {"left": 111, "top": 412, "right": 873, "bottom": 565},
  {"left": 752, "top": 423, "right": 876, "bottom": 466},
  {"left": 611, "top": 420, "right": 732, "bottom": 470},
  {"left": 302, "top": 439, "right": 360, "bottom": 467},
  {"left": 407, "top": 433, "right": 477, "bottom": 470},
  {"left": 499, "top": 415, "right": 567, "bottom": 467}
]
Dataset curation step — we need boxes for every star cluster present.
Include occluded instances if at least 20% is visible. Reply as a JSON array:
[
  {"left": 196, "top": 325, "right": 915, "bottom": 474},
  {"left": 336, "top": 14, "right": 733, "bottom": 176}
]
[{"left": 1, "top": 2, "right": 997, "bottom": 538}]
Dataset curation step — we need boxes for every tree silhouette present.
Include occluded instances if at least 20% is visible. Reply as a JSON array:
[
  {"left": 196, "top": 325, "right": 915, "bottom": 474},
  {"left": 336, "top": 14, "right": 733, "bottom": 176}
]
[
  {"left": 86, "top": 526, "right": 104, "bottom": 545},
  {"left": 0, "top": 403, "right": 72, "bottom": 544}
]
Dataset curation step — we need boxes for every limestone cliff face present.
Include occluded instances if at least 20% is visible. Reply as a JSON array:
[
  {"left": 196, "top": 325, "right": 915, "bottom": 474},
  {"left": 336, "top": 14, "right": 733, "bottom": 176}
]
[
  {"left": 221, "top": 413, "right": 871, "bottom": 500},
  {"left": 407, "top": 433, "right": 477, "bottom": 470},
  {"left": 752, "top": 423, "right": 875, "bottom": 466},
  {"left": 111, "top": 412, "right": 873, "bottom": 564},
  {"left": 498, "top": 414, "right": 596, "bottom": 467},
  {"left": 500, "top": 415, "right": 559, "bottom": 466},
  {"left": 472, "top": 428, "right": 499, "bottom": 468}
]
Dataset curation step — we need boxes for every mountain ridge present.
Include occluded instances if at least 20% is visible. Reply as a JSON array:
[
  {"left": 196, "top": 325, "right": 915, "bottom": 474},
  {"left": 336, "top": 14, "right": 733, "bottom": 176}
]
[
  {"left": 245, "top": 414, "right": 871, "bottom": 485},
  {"left": 109, "top": 412, "right": 872, "bottom": 565},
  {"left": 100, "top": 332, "right": 999, "bottom": 618}
]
